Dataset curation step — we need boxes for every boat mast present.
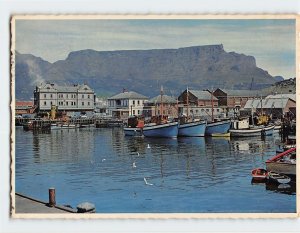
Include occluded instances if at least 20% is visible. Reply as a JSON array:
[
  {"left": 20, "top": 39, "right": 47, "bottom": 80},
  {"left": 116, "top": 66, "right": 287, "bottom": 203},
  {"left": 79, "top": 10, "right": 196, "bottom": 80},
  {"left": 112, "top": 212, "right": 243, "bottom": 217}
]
[
  {"left": 211, "top": 89, "right": 214, "bottom": 122},
  {"left": 160, "top": 85, "right": 163, "bottom": 116},
  {"left": 186, "top": 87, "right": 189, "bottom": 120}
]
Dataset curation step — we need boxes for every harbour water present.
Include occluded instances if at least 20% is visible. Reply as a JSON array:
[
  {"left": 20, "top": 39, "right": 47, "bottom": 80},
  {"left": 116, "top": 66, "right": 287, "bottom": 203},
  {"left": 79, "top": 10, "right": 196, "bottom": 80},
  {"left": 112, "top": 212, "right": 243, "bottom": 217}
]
[{"left": 15, "top": 127, "right": 296, "bottom": 213}]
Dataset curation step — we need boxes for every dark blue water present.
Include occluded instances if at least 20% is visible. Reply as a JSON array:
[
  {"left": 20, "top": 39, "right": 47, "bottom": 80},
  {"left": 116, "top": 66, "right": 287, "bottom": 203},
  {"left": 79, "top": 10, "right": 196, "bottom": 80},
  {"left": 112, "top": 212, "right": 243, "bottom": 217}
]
[{"left": 15, "top": 127, "right": 296, "bottom": 213}]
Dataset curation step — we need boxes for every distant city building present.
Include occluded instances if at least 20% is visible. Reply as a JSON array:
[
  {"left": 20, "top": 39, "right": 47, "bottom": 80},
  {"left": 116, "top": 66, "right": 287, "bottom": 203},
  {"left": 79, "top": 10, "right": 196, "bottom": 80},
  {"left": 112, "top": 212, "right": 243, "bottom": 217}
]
[
  {"left": 213, "top": 88, "right": 269, "bottom": 109},
  {"left": 107, "top": 91, "right": 148, "bottom": 119},
  {"left": 15, "top": 101, "right": 35, "bottom": 115},
  {"left": 244, "top": 97, "right": 296, "bottom": 119},
  {"left": 34, "top": 82, "right": 95, "bottom": 112},
  {"left": 178, "top": 89, "right": 225, "bottom": 119},
  {"left": 94, "top": 97, "right": 108, "bottom": 115},
  {"left": 143, "top": 95, "right": 178, "bottom": 118}
]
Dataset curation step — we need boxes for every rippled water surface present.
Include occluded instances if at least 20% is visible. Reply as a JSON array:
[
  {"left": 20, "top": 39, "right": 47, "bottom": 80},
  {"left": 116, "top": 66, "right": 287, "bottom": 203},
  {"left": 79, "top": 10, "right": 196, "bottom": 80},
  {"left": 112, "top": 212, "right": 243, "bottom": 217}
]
[{"left": 15, "top": 127, "right": 296, "bottom": 213}]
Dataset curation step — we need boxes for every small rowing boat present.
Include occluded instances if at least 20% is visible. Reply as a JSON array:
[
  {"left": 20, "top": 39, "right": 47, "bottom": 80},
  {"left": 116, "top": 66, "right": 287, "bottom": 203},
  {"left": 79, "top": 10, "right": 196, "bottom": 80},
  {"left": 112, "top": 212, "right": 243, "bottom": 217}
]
[
  {"left": 268, "top": 171, "right": 291, "bottom": 184},
  {"left": 251, "top": 168, "right": 268, "bottom": 181}
]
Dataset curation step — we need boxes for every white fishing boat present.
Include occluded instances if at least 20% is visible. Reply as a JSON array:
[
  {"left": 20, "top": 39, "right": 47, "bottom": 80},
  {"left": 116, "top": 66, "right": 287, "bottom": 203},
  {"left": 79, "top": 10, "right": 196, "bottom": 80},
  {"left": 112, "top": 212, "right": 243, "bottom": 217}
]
[{"left": 229, "top": 124, "right": 274, "bottom": 137}]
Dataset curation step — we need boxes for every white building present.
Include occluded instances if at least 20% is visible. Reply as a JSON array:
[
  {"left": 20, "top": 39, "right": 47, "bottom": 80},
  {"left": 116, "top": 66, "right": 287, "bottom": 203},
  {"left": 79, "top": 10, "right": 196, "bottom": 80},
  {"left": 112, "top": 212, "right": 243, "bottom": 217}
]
[
  {"left": 107, "top": 91, "right": 148, "bottom": 119},
  {"left": 34, "top": 82, "right": 95, "bottom": 112}
]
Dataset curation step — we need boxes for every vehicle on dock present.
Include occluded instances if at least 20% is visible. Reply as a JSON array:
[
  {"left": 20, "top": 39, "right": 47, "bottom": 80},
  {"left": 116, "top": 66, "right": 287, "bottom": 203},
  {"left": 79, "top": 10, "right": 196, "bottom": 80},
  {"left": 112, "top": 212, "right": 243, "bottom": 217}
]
[{"left": 265, "top": 147, "right": 296, "bottom": 176}]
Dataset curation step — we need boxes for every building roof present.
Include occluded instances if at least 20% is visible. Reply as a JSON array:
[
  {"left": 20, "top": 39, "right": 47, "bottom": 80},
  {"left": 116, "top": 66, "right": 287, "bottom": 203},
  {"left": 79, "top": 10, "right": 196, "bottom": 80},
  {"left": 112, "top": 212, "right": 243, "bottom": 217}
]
[
  {"left": 108, "top": 91, "right": 148, "bottom": 100},
  {"left": 266, "top": 94, "right": 296, "bottom": 102},
  {"left": 215, "top": 88, "right": 269, "bottom": 97},
  {"left": 37, "top": 83, "right": 94, "bottom": 93},
  {"left": 244, "top": 98, "right": 293, "bottom": 109},
  {"left": 189, "top": 90, "right": 218, "bottom": 101},
  {"left": 15, "top": 101, "right": 34, "bottom": 107},
  {"left": 148, "top": 95, "right": 177, "bottom": 104}
]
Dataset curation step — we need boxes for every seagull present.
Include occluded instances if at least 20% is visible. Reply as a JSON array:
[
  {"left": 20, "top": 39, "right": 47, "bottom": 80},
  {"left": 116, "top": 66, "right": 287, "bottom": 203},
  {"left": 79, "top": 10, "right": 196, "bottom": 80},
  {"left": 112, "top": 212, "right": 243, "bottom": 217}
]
[
  {"left": 144, "top": 177, "right": 153, "bottom": 186},
  {"left": 137, "top": 152, "right": 140, "bottom": 157},
  {"left": 147, "top": 144, "right": 151, "bottom": 149},
  {"left": 102, "top": 158, "right": 106, "bottom": 162},
  {"left": 132, "top": 162, "right": 137, "bottom": 168}
]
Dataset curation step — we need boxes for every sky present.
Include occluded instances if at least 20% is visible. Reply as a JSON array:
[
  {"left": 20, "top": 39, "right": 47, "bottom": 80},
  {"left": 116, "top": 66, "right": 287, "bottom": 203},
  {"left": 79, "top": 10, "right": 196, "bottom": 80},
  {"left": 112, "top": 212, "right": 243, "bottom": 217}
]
[{"left": 15, "top": 18, "right": 296, "bottom": 79}]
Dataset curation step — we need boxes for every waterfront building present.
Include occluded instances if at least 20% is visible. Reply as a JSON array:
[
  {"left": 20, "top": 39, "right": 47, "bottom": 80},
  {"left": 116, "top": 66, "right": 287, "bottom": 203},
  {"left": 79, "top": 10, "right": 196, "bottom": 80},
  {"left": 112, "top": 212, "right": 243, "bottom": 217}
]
[
  {"left": 244, "top": 97, "right": 296, "bottom": 119},
  {"left": 15, "top": 101, "right": 35, "bottom": 115},
  {"left": 212, "top": 88, "right": 269, "bottom": 110},
  {"left": 143, "top": 95, "right": 178, "bottom": 119},
  {"left": 107, "top": 91, "right": 148, "bottom": 119},
  {"left": 177, "top": 89, "right": 225, "bottom": 120},
  {"left": 94, "top": 97, "right": 108, "bottom": 115},
  {"left": 34, "top": 82, "right": 95, "bottom": 113}
]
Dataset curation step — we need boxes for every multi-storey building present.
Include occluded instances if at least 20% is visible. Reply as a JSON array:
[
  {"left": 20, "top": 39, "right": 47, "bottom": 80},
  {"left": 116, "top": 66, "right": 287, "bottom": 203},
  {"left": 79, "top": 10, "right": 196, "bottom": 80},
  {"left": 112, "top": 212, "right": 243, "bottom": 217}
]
[
  {"left": 143, "top": 95, "right": 178, "bottom": 119},
  {"left": 34, "top": 82, "right": 95, "bottom": 113},
  {"left": 177, "top": 89, "right": 225, "bottom": 120},
  {"left": 107, "top": 91, "right": 148, "bottom": 119}
]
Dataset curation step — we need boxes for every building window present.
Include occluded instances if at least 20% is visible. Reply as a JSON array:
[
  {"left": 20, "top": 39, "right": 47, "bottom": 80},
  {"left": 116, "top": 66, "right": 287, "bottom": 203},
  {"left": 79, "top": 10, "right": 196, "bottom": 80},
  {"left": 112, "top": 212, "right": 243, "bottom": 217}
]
[
  {"left": 133, "top": 100, "right": 135, "bottom": 105},
  {"left": 88, "top": 102, "right": 90, "bottom": 106},
  {"left": 201, "top": 109, "right": 204, "bottom": 112},
  {"left": 217, "top": 109, "right": 220, "bottom": 112},
  {"left": 66, "top": 102, "right": 68, "bottom": 106},
  {"left": 82, "top": 94, "right": 84, "bottom": 98},
  {"left": 196, "top": 110, "right": 199, "bottom": 113},
  {"left": 44, "top": 101, "right": 46, "bottom": 106},
  {"left": 50, "top": 101, "right": 53, "bottom": 106},
  {"left": 82, "top": 102, "right": 84, "bottom": 106},
  {"left": 133, "top": 110, "right": 135, "bottom": 115},
  {"left": 138, "top": 110, "right": 140, "bottom": 114},
  {"left": 88, "top": 95, "right": 90, "bottom": 99},
  {"left": 50, "top": 94, "right": 53, "bottom": 98},
  {"left": 44, "top": 94, "right": 46, "bottom": 98},
  {"left": 67, "top": 94, "right": 68, "bottom": 98},
  {"left": 138, "top": 100, "right": 140, "bottom": 105}
]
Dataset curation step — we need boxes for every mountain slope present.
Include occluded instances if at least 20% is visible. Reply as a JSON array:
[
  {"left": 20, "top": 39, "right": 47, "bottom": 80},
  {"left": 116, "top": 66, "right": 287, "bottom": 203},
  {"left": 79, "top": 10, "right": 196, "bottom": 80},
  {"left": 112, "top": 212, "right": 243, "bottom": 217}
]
[{"left": 15, "top": 45, "right": 278, "bottom": 99}]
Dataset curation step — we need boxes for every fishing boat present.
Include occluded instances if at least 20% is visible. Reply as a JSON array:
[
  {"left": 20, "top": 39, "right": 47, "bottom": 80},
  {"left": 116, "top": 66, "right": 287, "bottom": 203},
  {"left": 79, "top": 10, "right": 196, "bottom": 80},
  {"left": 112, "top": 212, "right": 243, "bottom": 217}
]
[
  {"left": 251, "top": 168, "right": 268, "bottom": 181},
  {"left": 268, "top": 171, "right": 291, "bottom": 184},
  {"left": 143, "top": 116, "right": 178, "bottom": 138},
  {"left": 265, "top": 147, "right": 296, "bottom": 175},
  {"left": 178, "top": 88, "right": 206, "bottom": 137},
  {"left": 178, "top": 120, "right": 206, "bottom": 137},
  {"left": 123, "top": 116, "right": 144, "bottom": 137},
  {"left": 205, "top": 119, "right": 231, "bottom": 136},
  {"left": 229, "top": 124, "right": 274, "bottom": 137}
]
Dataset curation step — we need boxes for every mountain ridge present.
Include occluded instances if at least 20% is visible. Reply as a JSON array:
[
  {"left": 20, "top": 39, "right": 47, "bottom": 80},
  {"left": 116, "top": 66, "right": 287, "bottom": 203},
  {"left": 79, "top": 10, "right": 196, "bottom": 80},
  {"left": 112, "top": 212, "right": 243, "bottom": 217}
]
[{"left": 15, "top": 44, "right": 279, "bottom": 100}]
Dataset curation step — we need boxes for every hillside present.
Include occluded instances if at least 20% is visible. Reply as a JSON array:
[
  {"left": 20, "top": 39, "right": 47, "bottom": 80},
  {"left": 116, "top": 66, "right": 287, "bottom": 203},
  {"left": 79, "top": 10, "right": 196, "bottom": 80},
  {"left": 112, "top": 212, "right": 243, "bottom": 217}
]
[{"left": 15, "top": 45, "right": 279, "bottom": 100}]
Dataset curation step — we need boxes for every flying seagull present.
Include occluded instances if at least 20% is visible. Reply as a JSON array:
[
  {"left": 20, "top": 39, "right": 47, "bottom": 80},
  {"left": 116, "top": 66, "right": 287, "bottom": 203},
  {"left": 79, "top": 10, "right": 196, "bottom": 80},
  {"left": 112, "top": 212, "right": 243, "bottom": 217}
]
[{"left": 144, "top": 177, "right": 153, "bottom": 186}]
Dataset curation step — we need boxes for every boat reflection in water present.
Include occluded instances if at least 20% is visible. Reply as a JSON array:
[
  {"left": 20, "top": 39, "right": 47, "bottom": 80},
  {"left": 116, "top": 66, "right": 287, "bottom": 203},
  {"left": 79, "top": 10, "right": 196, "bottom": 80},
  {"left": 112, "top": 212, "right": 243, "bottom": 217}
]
[
  {"left": 251, "top": 178, "right": 296, "bottom": 195},
  {"left": 15, "top": 127, "right": 296, "bottom": 213}
]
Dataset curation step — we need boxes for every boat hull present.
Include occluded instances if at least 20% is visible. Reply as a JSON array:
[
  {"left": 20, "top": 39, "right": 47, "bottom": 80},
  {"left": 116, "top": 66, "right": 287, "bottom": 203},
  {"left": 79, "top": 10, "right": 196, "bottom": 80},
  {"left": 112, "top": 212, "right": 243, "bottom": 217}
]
[
  {"left": 266, "top": 162, "right": 296, "bottom": 176},
  {"left": 124, "top": 127, "right": 143, "bottom": 136},
  {"left": 178, "top": 121, "right": 206, "bottom": 137},
  {"left": 229, "top": 125, "right": 274, "bottom": 137},
  {"left": 143, "top": 122, "right": 178, "bottom": 138},
  {"left": 205, "top": 120, "right": 231, "bottom": 136}
]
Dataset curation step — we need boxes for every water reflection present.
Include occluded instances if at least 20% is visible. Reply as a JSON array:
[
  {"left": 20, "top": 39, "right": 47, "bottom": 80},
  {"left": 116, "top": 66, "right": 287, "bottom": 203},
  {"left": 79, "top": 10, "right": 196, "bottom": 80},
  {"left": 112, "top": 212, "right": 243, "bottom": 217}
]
[
  {"left": 15, "top": 127, "right": 296, "bottom": 213},
  {"left": 251, "top": 179, "right": 296, "bottom": 195}
]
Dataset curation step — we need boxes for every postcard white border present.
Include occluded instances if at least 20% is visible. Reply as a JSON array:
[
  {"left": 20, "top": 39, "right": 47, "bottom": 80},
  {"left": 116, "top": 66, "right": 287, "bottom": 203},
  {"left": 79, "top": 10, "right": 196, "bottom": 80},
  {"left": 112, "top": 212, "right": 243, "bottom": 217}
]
[{"left": 10, "top": 14, "right": 300, "bottom": 219}]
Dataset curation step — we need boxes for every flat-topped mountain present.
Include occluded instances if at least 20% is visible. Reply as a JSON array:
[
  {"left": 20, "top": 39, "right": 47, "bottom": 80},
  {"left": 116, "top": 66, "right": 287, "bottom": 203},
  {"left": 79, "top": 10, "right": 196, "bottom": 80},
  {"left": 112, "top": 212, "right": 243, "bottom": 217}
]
[{"left": 15, "top": 44, "right": 278, "bottom": 100}]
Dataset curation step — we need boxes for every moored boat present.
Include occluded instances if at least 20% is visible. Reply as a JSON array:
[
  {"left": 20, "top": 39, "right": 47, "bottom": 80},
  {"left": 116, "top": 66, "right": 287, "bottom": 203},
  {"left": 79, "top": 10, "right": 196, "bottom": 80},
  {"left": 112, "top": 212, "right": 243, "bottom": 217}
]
[
  {"left": 205, "top": 120, "right": 231, "bottom": 136},
  {"left": 251, "top": 168, "right": 268, "bottom": 181},
  {"left": 178, "top": 120, "right": 206, "bottom": 137},
  {"left": 265, "top": 147, "right": 296, "bottom": 175},
  {"left": 123, "top": 115, "right": 144, "bottom": 137},
  {"left": 143, "top": 121, "right": 178, "bottom": 138},
  {"left": 268, "top": 171, "right": 291, "bottom": 184},
  {"left": 229, "top": 124, "right": 274, "bottom": 137}
]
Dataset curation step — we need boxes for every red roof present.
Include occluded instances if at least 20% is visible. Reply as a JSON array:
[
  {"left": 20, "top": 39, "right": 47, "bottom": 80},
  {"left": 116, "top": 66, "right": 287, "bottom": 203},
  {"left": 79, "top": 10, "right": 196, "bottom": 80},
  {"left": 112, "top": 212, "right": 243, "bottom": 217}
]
[{"left": 15, "top": 101, "right": 34, "bottom": 107}]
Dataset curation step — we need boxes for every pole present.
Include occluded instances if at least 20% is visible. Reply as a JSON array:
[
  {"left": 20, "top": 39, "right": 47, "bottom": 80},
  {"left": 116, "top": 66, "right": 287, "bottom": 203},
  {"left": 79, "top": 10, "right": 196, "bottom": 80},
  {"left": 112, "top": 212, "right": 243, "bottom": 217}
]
[
  {"left": 211, "top": 90, "right": 214, "bottom": 122},
  {"left": 186, "top": 87, "right": 189, "bottom": 120},
  {"left": 160, "top": 85, "right": 163, "bottom": 116},
  {"left": 48, "top": 188, "right": 56, "bottom": 207}
]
